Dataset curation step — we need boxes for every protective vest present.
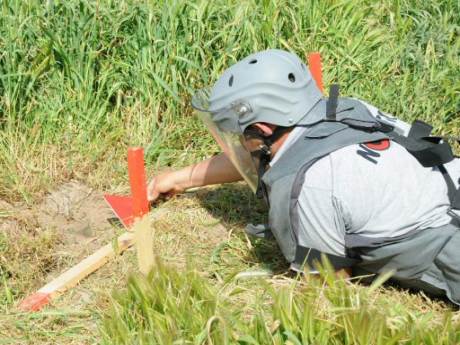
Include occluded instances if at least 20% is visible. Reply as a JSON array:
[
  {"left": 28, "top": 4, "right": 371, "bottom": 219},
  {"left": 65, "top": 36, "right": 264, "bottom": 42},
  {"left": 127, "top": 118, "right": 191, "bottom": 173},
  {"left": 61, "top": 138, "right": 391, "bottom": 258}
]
[{"left": 251, "top": 93, "right": 458, "bottom": 270}]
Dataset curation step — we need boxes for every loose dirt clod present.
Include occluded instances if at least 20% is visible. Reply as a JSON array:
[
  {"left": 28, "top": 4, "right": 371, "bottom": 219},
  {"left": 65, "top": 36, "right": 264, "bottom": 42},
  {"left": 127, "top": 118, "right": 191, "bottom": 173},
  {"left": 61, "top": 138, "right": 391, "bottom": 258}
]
[{"left": 37, "top": 181, "right": 115, "bottom": 246}]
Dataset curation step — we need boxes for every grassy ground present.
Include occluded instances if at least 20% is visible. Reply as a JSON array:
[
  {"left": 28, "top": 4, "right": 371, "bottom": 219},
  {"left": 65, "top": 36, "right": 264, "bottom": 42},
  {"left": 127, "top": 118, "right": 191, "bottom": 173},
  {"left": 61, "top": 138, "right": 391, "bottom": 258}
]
[{"left": 0, "top": 0, "right": 459, "bottom": 344}]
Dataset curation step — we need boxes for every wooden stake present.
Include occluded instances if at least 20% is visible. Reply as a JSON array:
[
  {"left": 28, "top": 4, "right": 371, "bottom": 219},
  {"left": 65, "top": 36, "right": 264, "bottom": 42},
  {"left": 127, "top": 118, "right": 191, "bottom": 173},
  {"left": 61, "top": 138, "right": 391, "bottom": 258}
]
[
  {"left": 133, "top": 216, "right": 155, "bottom": 275},
  {"left": 18, "top": 232, "right": 135, "bottom": 312}
]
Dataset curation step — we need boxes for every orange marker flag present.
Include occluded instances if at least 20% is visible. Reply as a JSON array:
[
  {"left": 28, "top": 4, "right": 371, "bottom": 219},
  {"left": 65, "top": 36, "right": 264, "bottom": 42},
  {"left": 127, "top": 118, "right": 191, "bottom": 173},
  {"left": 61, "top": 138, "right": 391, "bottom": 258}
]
[
  {"left": 127, "top": 147, "right": 154, "bottom": 275},
  {"left": 308, "top": 52, "right": 324, "bottom": 94},
  {"left": 127, "top": 147, "right": 150, "bottom": 219}
]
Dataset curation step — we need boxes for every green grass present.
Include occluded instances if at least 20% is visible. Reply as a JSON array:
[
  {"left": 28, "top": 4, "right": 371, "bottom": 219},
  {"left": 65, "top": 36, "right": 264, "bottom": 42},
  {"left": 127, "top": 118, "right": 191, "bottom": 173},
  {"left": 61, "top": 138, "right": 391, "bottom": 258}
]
[
  {"left": 0, "top": 0, "right": 459, "bottom": 343},
  {"left": 0, "top": 0, "right": 459, "bottom": 201},
  {"left": 101, "top": 258, "right": 460, "bottom": 344}
]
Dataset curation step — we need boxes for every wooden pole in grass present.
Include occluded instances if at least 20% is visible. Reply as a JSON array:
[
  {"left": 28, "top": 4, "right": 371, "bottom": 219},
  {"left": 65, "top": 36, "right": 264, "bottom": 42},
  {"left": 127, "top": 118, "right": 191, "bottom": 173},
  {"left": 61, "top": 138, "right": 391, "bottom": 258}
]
[
  {"left": 308, "top": 52, "right": 324, "bottom": 93},
  {"left": 18, "top": 232, "right": 135, "bottom": 312},
  {"left": 127, "top": 147, "right": 155, "bottom": 276}
]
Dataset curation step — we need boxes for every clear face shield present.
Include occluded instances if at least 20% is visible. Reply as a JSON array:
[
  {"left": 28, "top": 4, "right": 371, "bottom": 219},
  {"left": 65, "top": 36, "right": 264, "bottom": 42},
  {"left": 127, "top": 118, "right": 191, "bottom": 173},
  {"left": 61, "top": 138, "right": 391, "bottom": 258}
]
[{"left": 192, "top": 88, "right": 263, "bottom": 193}]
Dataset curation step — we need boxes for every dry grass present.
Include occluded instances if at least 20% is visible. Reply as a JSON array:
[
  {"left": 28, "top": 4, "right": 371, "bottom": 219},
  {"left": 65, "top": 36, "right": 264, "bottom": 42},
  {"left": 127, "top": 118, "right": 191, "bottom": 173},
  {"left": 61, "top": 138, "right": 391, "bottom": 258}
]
[{"left": 1, "top": 184, "right": 459, "bottom": 344}]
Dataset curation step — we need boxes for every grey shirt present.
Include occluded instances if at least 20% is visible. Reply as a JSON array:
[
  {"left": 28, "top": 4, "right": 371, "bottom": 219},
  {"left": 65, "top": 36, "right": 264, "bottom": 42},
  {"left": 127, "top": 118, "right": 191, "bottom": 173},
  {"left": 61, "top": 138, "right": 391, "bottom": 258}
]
[
  {"left": 271, "top": 101, "right": 459, "bottom": 257},
  {"left": 296, "top": 142, "right": 459, "bottom": 257}
]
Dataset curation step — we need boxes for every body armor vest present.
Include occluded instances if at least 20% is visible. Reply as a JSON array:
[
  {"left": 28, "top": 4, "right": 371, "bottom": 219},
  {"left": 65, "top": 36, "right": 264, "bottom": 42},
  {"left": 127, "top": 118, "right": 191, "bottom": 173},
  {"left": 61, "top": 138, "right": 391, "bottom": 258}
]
[{"left": 255, "top": 96, "right": 457, "bottom": 270}]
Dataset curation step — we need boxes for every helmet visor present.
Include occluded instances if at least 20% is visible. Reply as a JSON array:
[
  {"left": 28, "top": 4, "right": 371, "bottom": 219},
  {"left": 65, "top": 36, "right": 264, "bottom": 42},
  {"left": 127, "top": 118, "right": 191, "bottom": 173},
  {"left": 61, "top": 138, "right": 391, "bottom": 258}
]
[{"left": 192, "top": 88, "right": 259, "bottom": 192}]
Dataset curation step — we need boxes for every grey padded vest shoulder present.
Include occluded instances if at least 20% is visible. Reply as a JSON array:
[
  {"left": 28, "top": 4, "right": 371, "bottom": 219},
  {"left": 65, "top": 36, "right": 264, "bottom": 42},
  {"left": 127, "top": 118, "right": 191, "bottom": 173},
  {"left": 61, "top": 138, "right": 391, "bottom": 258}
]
[
  {"left": 262, "top": 97, "right": 389, "bottom": 267},
  {"left": 254, "top": 91, "right": 457, "bottom": 270}
]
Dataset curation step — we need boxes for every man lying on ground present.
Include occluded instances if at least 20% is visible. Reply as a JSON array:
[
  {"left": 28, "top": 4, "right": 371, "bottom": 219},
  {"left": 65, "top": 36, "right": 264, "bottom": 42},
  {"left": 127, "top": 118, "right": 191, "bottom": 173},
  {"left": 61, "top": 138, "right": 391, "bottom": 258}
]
[{"left": 148, "top": 49, "right": 460, "bottom": 306}]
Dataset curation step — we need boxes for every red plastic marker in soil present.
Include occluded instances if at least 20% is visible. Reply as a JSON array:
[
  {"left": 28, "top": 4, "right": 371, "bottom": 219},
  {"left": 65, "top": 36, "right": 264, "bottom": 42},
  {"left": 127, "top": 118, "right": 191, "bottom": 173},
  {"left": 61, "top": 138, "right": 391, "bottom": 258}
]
[
  {"left": 104, "top": 194, "right": 135, "bottom": 228},
  {"left": 104, "top": 148, "right": 150, "bottom": 229},
  {"left": 308, "top": 52, "right": 324, "bottom": 93}
]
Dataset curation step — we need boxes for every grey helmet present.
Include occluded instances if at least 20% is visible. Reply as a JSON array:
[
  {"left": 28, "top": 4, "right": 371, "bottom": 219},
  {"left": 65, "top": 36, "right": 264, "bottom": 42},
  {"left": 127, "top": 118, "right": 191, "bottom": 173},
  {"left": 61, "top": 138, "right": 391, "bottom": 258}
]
[
  {"left": 191, "top": 49, "right": 324, "bottom": 194},
  {"left": 204, "top": 49, "right": 323, "bottom": 134}
]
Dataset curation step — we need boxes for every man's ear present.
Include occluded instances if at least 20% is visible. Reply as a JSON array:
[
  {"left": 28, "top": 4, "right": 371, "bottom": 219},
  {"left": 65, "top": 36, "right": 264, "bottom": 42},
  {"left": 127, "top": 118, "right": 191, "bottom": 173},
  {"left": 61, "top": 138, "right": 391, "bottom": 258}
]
[{"left": 253, "top": 123, "right": 276, "bottom": 137}]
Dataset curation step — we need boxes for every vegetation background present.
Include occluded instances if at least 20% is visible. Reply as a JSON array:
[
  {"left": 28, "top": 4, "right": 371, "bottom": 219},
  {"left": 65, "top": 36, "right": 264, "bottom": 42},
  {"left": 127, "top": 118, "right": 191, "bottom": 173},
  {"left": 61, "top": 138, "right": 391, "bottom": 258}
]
[{"left": 0, "top": 0, "right": 459, "bottom": 344}]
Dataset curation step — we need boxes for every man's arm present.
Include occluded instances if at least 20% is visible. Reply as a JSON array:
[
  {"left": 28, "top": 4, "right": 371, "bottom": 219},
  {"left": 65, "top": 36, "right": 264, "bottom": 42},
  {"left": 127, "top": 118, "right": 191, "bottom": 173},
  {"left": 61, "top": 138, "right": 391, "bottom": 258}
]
[{"left": 147, "top": 153, "right": 243, "bottom": 201}]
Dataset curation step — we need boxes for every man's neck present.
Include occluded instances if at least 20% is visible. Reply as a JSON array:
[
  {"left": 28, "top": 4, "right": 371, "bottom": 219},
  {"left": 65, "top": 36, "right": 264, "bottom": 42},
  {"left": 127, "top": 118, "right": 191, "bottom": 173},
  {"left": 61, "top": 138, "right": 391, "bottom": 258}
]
[{"left": 270, "top": 127, "right": 294, "bottom": 158}]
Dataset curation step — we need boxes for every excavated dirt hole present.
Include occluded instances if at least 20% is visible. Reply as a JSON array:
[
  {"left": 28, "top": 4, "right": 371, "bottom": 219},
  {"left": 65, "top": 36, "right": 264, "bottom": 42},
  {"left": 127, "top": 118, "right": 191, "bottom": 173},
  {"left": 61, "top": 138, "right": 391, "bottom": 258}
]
[{"left": 36, "top": 180, "right": 115, "bottom": 248}]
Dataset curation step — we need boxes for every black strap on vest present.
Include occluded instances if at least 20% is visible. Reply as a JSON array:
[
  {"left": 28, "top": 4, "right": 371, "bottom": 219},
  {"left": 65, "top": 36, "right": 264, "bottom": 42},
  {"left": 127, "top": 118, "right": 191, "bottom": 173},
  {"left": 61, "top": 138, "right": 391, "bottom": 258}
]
[
  {"left": 408, "top": 119, "right": 432, "bottom": 137},
  {"left": 391, "top": 120, "right": 454, "bottom": 167},
  {"left": 326, "top": 84, "right": 340, "bottom": 120},
  {"left": 439, "top": 165, "right": 457, "bottom": 203},
  {"left": 252, "top": 147, "right": 271, "bottom": 200},
  {"left": 389, "top": 120, "right": 460, "bottom": 210}
]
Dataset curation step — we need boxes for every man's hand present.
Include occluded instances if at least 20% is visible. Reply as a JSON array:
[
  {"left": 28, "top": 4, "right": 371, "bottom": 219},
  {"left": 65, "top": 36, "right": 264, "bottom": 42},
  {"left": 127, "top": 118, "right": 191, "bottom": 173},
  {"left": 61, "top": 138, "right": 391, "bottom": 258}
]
[
  {"left": 147, "top": 153, "right": 243, "bottom": 203},
  {"left": 147, "top": 172, "right": 186, "bottom": 202}
]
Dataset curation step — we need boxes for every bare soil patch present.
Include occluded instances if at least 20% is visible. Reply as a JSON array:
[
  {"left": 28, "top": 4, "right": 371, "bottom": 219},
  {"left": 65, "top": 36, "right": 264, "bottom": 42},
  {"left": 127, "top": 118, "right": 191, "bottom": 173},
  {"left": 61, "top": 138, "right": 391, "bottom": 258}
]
[
  {"left": 1, "top": 181, "right": 233, "bottom": 304},
  {"left": 0, "top": 182, "right": 249, "bottom": 344},
  {"left": 1, "top": 181, "right": 123, "bottom": 315},
  {"left": 38, "top": 180, "right": 114, "bottom": 244},
  {"left": 1, "top": 180, "right": 116, "bottom": 250}
]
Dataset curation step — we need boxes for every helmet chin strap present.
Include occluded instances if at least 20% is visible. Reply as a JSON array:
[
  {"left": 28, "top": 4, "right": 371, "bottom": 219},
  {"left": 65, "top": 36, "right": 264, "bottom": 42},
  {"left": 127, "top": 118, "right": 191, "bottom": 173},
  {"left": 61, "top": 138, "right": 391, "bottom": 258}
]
[{"left": 246, "top": 126, "right": 292, "bottom": 200}]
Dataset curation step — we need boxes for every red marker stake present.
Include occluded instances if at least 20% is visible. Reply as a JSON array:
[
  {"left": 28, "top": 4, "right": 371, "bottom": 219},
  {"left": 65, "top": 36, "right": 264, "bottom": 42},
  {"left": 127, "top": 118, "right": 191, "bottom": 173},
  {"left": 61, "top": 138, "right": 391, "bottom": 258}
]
[
  {"left": 128, "top": 147, "right": 155, "bottom": 275},
  {"left": 127, "top": 147, "right": 149, "bottom": 218},
  {"left": 308, "top": 52, "right": 324, "bottom": 94}
]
